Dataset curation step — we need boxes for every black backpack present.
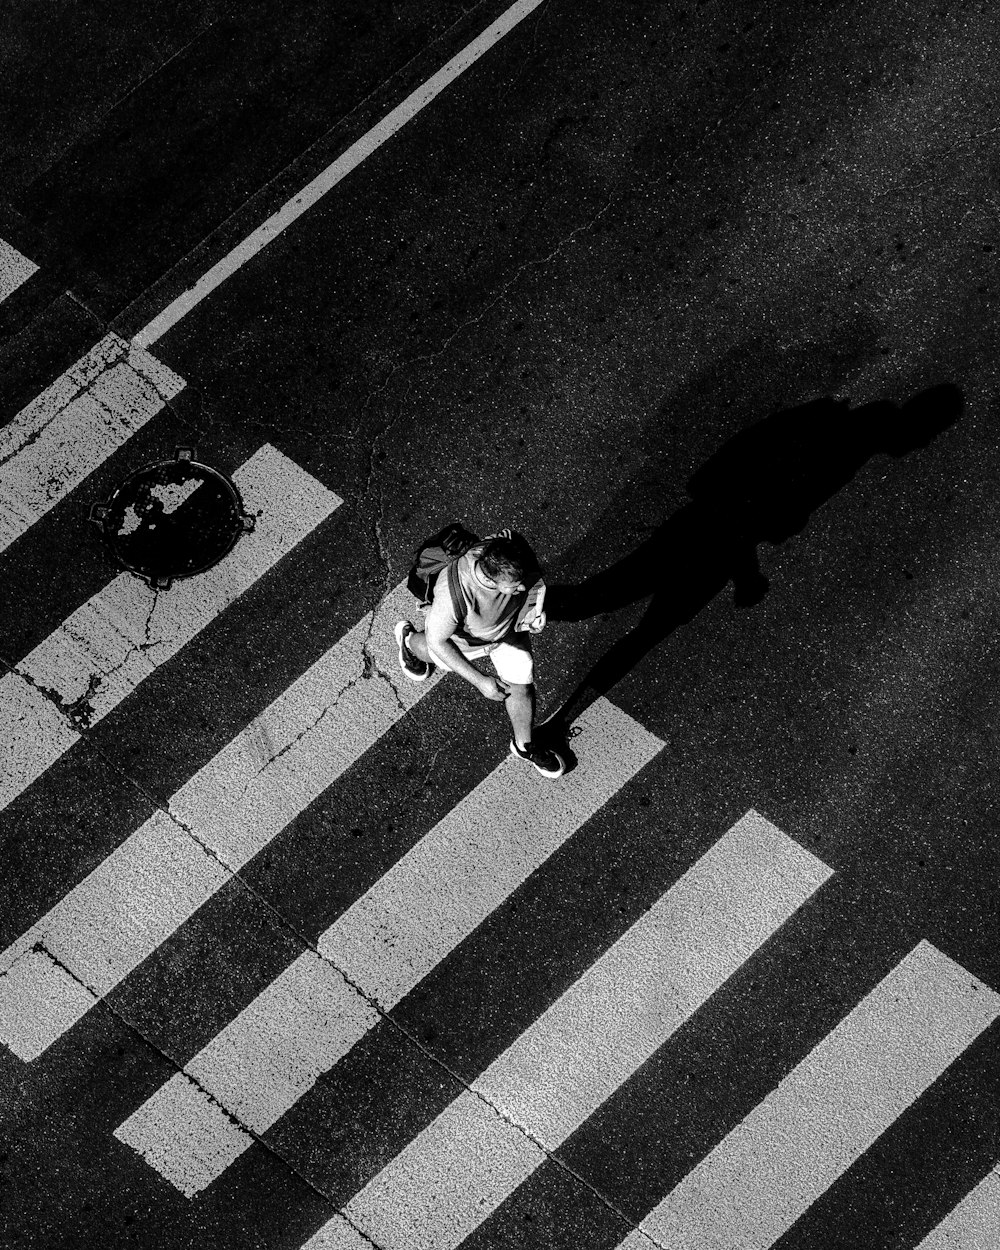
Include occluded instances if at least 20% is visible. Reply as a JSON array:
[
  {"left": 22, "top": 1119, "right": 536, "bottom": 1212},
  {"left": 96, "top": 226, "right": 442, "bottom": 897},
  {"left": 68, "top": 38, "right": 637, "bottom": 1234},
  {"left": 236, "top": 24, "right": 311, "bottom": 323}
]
[{"left": 406, "top": 522, "right": 479, "bottom": 624}]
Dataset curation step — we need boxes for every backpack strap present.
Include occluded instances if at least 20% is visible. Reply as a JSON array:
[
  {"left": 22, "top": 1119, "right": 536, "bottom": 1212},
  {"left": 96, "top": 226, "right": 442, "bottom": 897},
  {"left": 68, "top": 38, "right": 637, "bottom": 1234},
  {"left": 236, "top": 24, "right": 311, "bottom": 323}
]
[{"left": 446, "top": 555, "right": 467, "bottom": 633}]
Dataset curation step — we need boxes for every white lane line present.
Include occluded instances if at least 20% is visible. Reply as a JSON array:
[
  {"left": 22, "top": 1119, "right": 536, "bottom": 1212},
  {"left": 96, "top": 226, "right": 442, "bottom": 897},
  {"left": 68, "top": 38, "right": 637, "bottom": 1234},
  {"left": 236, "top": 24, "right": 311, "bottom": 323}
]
[
  {"left": 0, "top": 445, "right": 341, "bottom": 815},
  {"left": 915, "top": 1165, "right": 1000, "bottom": 1250},
  {"left": 620, "top": 941, "right": 1000, "bottom": 1250},
  {"left": 299, "top": 811, "right": 833, "bottom": 1250},
  {"left": 0, "top": 238, "right": 39, "bottom": 300},
  {"left": 0, "top": 334, "right": 185, "bottom": 556},
  {"left": 0, "top": 581, "right": 439, "bottom": 1061},
  {"left": 1, "top": 3, "right": 540, "bottom": 553},
  {"left": 132, "top": 0, "right": 547, "bottom": 349},
  {"left": 1, "top": 5, "right": 540, "bottom": 550},
  {"left": 114, "top": 697, "right": 664, "bottom": 1196}
]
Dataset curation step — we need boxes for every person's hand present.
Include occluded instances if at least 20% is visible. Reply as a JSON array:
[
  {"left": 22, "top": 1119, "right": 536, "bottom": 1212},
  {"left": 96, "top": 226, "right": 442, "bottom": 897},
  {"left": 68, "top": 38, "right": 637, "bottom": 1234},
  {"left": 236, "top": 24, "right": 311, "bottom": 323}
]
[
  {"left": 526, "top": 610, "right": 546, "bottom": 634},
  {"left": 479, "top": 676, "right": 511, "bottom": 701}
]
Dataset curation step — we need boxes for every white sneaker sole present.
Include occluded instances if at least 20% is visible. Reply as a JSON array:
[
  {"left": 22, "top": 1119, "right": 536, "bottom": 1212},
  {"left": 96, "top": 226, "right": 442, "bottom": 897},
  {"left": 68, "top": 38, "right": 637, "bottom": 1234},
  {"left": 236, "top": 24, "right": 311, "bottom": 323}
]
[
  {"left": 393, "top": 621, "right": 431, "bottom": 682},
  {"left": 509, "top": 739, "right": 566, "bottom": 778}
]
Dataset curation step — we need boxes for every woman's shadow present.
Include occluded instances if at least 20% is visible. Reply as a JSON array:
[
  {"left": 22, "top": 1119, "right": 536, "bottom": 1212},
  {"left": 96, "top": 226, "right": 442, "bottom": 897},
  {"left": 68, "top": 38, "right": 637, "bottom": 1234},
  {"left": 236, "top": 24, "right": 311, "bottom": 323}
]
[{"left": 540, "top": 382, "right": 964, "bottom": 769}]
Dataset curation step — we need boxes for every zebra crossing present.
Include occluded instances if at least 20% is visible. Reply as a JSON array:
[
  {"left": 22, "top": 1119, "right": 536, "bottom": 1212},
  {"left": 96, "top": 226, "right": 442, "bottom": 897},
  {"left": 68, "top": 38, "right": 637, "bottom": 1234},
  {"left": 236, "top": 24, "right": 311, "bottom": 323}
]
[
  {"left": 616, "top": 941, "right": 997, "bottom": 1250},
  {"left": 0, "top": 334, "right": 185, "bottom": 554},
  {"left": 0, "top": 344, "right": 997, "bottom": 1250},
  {"left": 298, "top": 812, "right": 834, "bottom": 1250},
  {"left": 0, "top": 577, "right": 436, "bottom": 1060},
  {"left": 114, "top": 696, "right": 663, "bottom": 1194}
]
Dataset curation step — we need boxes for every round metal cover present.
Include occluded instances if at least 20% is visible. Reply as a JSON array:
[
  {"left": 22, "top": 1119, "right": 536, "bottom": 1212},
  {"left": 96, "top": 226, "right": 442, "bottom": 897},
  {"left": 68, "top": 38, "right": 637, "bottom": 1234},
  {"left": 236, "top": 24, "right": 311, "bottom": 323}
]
[{"left": 90, "top": 447, "right": 254, "bottom": 588}]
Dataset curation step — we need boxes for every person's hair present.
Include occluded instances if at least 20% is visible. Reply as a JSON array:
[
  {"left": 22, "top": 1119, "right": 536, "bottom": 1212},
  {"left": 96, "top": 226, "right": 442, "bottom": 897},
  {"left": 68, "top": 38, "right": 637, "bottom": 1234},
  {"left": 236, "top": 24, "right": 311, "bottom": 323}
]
[{"left": 478, "top": 535, "right": 533, "bottom": 585}]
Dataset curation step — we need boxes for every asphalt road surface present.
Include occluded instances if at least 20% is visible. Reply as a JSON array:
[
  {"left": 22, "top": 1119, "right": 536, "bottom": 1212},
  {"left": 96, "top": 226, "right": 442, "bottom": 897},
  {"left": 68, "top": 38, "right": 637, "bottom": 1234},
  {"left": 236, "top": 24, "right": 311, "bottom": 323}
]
[{"left": 2, "top": 2, "right": 999, "bottom": 1248}]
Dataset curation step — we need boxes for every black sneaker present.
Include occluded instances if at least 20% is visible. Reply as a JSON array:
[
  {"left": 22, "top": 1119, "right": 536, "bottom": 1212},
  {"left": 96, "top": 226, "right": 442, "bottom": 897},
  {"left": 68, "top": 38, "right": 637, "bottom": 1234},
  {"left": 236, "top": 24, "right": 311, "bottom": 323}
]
[
  {"left": 509, "top": 738, "right": 566, "bottom": 778},
  {"left": 394, "top": 621, "right": 432, "bottom": 681}
]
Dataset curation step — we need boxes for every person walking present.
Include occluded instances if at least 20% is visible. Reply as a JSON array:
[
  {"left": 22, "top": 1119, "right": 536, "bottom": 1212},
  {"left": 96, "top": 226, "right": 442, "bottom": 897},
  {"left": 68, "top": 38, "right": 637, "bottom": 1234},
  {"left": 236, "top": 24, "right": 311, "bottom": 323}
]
[{"left": 394, "top": 531, "right": 565, "bottom": 778}]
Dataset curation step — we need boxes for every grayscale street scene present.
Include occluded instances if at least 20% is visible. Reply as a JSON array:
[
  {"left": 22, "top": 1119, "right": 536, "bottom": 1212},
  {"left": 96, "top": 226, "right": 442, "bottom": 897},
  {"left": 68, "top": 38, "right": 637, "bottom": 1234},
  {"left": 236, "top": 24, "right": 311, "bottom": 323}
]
[{"left": 1, "top": 1, "right": 998, "bottom": 1247}]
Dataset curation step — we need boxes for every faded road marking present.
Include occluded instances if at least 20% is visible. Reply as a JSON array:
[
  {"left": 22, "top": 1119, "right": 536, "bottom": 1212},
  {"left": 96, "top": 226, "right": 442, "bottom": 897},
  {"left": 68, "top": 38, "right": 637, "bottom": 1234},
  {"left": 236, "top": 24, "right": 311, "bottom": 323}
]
[
  {"left": 0, "top": 335, "right": 185, "bottom": 555},
  {"left": 0, "top": 445, "right": 340, "bottom": 815}
]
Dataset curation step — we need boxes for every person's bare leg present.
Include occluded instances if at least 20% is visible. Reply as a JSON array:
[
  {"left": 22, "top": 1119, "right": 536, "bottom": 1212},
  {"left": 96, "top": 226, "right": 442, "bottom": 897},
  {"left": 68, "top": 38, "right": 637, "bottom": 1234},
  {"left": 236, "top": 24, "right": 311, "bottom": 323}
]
[
  {"left": 406, "top": 627, "right": 431, "bottom": 662},
  {"left": 505, "top": 682, "right": 535, "bottom": 750}
]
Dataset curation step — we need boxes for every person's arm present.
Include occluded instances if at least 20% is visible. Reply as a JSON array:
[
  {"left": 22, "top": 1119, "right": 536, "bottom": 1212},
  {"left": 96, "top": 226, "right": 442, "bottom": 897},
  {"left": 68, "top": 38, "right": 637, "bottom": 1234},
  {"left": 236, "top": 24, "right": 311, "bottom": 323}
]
[
  {"left": 425, "top": 617, "right": 482, "bottom": 687},
  {"left": 425, "top": 594, "right": 508, "bottom": 700}
]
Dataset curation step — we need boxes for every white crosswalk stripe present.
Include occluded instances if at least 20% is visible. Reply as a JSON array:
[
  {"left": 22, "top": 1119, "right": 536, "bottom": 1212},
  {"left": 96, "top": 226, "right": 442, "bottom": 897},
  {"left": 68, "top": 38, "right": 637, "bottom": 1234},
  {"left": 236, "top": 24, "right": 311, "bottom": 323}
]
[
  {"left": 617, "top": 941, "right": 1000, "bottom": 1250},
  {"left": 0, "top": 580, "right": 437, "bottom": 1061},
  {"left": 299, "top": 811, "right": 833, "bottom": 1250},
  {"left": 113, "top": 696, "right": 663, "bottom": 1195},
  {"left": 0, "top": 237, "right": 38, "bottom": 301},
  {"left": 0, "top": 443, "right": 341, "bottom": 814},
  {"left": 915, "top": 1165, "right": 1000, "bottom": 1250},
  {"left": 0, "top": 334, "right": 185, "bottom": 554}
]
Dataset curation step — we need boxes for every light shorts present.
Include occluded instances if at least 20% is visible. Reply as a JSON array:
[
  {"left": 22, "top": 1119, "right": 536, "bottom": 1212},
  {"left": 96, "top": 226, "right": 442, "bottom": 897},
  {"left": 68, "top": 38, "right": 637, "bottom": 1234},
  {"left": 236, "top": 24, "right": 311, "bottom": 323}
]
[{"left": 435, "top": 632, "right": 533, "bottom": 684}]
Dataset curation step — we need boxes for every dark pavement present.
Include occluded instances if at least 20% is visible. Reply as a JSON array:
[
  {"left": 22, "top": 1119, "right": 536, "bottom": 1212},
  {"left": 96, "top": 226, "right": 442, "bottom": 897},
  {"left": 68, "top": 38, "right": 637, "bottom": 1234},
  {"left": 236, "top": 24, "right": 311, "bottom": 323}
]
[{"left": 2, "top": 1, "right": 999, "bottom": 1247}]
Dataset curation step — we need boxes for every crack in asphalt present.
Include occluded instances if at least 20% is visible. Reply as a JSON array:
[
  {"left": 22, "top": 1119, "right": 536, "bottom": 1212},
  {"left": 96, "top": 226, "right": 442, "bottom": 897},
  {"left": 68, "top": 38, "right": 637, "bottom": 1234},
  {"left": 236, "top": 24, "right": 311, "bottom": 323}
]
[
  {"left": 61, "top": 671, "right": 104, "bottom": 731},
  {"left": 372, "top": 493, "right": 396, "bottom": 607},
  {"left": 160, "top": 801, "right": 239, "bottom": 882},
  {"left": 937, "top": 121, "right": 1000, "bottom": 157},
  {"left": 357, "top": 194, "right": 615, "bottom": 425},
  {"left": 5, "top": 586, "right": 167, "bottom": 734},
  {"left": 495, "top": 0, "right": 552, "bottom": 107},
  {"left": 240, "top": 627, "right": 409, "bottom": 800},
  {"left": 148, "top": 1062, "right": 263, "bottom": 1142},
  {"left": 230, "top": 917, "right": 649, "bottom": 1248},
  {"left": 89, "top": 739, "right": 644, "bottom": 1246},
  {"left": 22, "top": 941, "right": 100, "bottom": 1005},
  {"left": 14, "top": 935, "right": 386, "bottom": 1248},
  {"left": 357, "top": 385, "right": 414, "bottom": 614},
  {"left": 26, "top": 752, "right": 406, "bottom": 1229},
  {"left": 5, "top": 661, "right": 87, "bottom": 734},
  {"left": 335, "top": 1216, "right": 391, "bottom": 1250},
  {"left": 74, "top": 587, "right": 165, "bottom": 729},
  {"left": 4, "top": 8, "right": 634, "bottom": 1239},
  {"left": 241, "top": 701, "right": 335, "bottom": 805},
  {"left": 7, "top": 943, "right": 344, "bottom": 1218},
  {"left": 365, "top": 642, "right": 409, "bottom": 718},
  {"left": 63, "top": 288, "right": 108, "bottom": 328},
  {"left": 0, "top": 339, "right": 127, "bottom": 472}
]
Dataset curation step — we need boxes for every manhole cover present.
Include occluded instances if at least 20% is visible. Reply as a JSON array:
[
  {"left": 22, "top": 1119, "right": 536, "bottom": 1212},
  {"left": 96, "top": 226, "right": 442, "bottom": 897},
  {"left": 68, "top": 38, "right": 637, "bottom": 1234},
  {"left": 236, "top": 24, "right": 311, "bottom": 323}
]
[{"left": 89, "top": 447, "right": 254, "bottom": 588}]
